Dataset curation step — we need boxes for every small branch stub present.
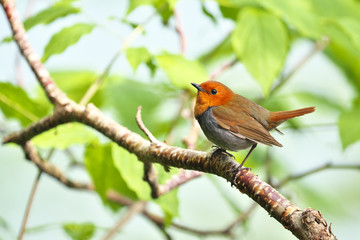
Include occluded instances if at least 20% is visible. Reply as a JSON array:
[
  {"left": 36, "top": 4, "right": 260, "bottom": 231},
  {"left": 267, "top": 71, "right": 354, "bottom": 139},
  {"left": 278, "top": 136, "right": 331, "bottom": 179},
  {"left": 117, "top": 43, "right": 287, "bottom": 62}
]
[{"left": 136, "top": 106, "right": 160, "bottom": 144}]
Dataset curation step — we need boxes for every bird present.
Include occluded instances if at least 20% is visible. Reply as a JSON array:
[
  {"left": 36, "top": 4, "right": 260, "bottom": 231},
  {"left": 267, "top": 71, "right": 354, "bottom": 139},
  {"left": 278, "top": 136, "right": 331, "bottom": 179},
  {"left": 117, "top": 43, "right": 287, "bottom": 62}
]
[{"left": 191, "top": 80, "right": 315, "bottom": 170}]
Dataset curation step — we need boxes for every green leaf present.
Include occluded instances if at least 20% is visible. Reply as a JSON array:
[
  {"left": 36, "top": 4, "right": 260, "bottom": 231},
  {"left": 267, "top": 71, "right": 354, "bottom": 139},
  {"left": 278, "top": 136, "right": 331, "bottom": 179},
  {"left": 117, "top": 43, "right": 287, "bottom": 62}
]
[
  {"left": 85, "top": 142, "right": 138, "bottom": 209},
  {"left": 311, "top": 0, "right": 360, "bottom": 21},
  {"left": 168, "top": 0, "right": 178, "bottom": 10},
  {"left": 323, "top": 21, "right": 360, "bottom": 92},
  {"left": 336, "top": 18, "right": 360, "bottom": 51},
  {"left": 1, "top": 1, "right": 80, "bottom": 43},
  {"left": 127, "top": 0, "right": 172, "bottom": 24},
  {"left": 338, "top": 106, "right": 360, "bottom": 149},
  {"left": 156, "top": 53, "right": 208, "bottom": 90},
  {"left": 199, "top": 34, "right": 234, "bottom": 66},
  {"left": 112, "top": 144, "right": 151, "bottom": 200},
  {"left": 32, "top": 123, "right": 97, "bottom": 149},
  {"left": 24, "top": 2, "right": 81, "bottom": 31},
  {"left": 0, "top": 82, "right": 49, "bottom": 126},
  {"left": 42, "top": 23, "right": 95, "bottom": 63},
  {"left": 201, "top": 3, "right": 217, "bottom": 23},
  {"left": 155, "top": 189, "right": 179, "bottom": 225},
  {"left": 217, "top": 0, "right": 255, "bottom": 20},
  {"left": 152, "top": 165, "right": 179, "bottom": 225},
  {"left": 104, "top": 78, "right": 176, "bottom": 137},
  {"left": 63, "top": 222, "right": 95, "bottom": 240},
  {"left": 232, "top": 8, "right": 288, "bottom": 95},
  {"left": 256, "top": 0, "right": 321, "bottom": 39},
  {"left": 1, "top": 36, "right": 13, "bottom": 43},
  {"left": 126, "top": 47, "right": 151, "bottom": 72},
  {"left": 50, "top": 71, "right": 104, "bottom": 106}
]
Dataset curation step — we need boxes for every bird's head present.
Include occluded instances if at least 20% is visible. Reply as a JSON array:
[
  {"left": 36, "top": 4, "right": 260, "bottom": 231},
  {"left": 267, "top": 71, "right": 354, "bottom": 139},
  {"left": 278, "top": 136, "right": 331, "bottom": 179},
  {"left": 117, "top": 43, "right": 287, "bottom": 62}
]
[{"left": 191, "top": 81, "right": 234, "bottom": 117}]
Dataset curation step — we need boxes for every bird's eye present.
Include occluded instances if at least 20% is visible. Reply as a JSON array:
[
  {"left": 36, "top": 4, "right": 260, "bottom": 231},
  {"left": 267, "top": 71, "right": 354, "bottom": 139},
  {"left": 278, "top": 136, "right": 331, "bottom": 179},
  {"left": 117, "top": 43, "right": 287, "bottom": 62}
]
[{"left": 210, "top": 89, "right": 217, "bottom": 95}]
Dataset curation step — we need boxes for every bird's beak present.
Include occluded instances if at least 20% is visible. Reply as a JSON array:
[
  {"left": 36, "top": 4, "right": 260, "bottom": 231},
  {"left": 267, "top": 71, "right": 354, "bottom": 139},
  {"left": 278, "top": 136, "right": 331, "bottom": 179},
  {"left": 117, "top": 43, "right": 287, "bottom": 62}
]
[{"left": 191, "top": 83, "right": 206, "bottom": 92}]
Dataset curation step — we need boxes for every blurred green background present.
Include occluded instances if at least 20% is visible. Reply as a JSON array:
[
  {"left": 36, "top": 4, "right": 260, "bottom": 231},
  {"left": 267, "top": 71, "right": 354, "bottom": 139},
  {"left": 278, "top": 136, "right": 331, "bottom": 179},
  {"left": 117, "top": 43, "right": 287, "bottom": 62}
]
[{"left": 1, "top": 0, "right": 360, "bottom": 239}]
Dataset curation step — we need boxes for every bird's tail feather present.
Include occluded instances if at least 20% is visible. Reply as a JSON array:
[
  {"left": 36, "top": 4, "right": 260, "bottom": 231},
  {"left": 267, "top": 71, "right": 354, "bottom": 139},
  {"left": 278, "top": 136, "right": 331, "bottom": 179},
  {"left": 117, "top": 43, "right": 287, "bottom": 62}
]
[{"left": 269, "top": 107, "right": 315, "bottom": 122}]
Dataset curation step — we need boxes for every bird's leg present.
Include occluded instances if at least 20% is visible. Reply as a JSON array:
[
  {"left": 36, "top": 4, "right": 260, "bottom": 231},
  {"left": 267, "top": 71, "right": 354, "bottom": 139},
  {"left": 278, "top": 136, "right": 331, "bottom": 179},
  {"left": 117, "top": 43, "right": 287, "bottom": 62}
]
[
  {"left": 231, "top": 144, "right": 257, "bottom": 186},
  {"left": 211, "top": 146, "right": 235, "bottom": 159},
  {"left": 239, "top": 143, "right": 257, "bottom": 168}
]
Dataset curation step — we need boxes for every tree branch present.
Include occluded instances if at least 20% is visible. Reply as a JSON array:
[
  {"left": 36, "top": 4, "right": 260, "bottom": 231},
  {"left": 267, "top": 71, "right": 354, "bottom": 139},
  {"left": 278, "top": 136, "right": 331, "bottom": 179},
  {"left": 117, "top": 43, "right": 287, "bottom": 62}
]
[
  {"left": 18, "top": 170, "right": 42, "bottom": 240},
  {"left": 79, "top": 10, "right": 156, "bottom": 106},
  {"left": 137, "top": 106, "right": 202, "bottom": 198},
  {"left": 0, "top": 1, "right": 337, "bottom": 240},
  {"left": 276, "top": 162, "right": 360, "bottom": 188},
  {"left": 21, "top": 141, "right": 92, "bottom": 190},
  {"left": 208, "top": 57, "right": 237, "bottom": 80},
  {"left": 270, "top": 37, "right": 329, "bottom": 95},
  {"left": 102, "top": 201, "right": 146, "bottom": 240},
  {"left": 174, "top": 8, "right": 186, "bottom": 55}
]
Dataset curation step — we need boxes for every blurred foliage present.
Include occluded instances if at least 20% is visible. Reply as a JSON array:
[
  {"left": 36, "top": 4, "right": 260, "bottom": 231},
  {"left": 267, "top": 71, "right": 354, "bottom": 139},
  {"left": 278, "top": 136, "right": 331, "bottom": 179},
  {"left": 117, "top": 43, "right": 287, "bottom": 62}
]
[
  {"left": 32, "top": 123, "right": 97, "bottom": 149},
  {"left": 24, "top": 0, "right": 81, "bottom": 31},
  {"left": 62, "top": 222, "right": 95, "bottom": 240},
  {"left": 0, "top": 82, "right": 49, "bottom": 126},
  {"left": 42, "top": 23, "right": 95, "bottom": 63},
  {"left": 1, "top": 0, "right": 360, "bottom": 239},
  {"left": 156, "top": 53, "right": 208, "bottom": 90},
  {"left": 232, "top": 7, "right": 288, "bottom": 95}
]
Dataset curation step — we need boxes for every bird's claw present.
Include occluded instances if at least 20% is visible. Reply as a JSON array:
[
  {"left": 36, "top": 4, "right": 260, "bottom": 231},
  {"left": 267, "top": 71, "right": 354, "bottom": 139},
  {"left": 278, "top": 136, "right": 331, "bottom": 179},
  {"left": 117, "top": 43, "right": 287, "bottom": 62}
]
[{"left": 211, "top": 146, "right": 235, "bottom": 159}]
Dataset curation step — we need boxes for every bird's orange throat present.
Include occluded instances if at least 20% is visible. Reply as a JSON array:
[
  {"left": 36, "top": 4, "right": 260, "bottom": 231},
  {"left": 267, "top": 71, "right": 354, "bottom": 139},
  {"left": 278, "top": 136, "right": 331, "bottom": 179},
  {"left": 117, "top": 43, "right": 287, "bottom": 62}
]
[{"left": 194, "top": 91, "right": 210, "bottom": 118}]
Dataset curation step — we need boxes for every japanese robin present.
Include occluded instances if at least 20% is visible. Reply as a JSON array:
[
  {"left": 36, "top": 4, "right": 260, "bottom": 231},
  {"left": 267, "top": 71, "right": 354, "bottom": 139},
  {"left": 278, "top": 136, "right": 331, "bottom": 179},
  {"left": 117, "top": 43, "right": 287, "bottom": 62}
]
[{"left": 191, "top": 81, "right": 315, "bottom": 169}]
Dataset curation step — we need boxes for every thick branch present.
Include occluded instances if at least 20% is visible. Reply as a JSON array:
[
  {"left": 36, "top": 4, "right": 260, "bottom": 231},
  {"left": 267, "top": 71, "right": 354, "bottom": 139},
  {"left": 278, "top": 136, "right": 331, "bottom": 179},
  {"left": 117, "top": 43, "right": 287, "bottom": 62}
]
[{"left": 1, "top": 0, "right": 67, "bottom": 105}]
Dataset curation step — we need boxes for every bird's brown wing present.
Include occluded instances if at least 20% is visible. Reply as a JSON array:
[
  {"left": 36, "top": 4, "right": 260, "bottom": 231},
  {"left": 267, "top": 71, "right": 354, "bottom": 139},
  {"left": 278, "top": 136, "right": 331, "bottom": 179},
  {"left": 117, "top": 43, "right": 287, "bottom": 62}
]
[{"left": 212, "top": 105, "right": 282, "bottom": 147}]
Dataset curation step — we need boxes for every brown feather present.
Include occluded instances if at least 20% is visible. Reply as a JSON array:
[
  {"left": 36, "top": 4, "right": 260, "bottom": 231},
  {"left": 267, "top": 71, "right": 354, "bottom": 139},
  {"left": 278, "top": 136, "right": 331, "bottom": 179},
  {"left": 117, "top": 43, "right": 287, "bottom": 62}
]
[
  {"left": 212, "top": 104, "right": 282, "bottom": 147},
  {"left": 268, "top": 107, "right": 315, "bottom": 129}
]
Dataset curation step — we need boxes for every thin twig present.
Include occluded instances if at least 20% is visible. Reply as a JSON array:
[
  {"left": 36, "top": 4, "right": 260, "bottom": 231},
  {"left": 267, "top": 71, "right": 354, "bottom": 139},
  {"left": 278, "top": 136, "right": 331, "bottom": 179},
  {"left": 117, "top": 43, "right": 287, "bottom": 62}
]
[
  {"left": 64, "top": 149, "right": 84, "bottom": 168},
  {"left": 102, "top": 201, "right": 146, "bottom": 240},
  {"left": 270, "top": 37, "right": 329, "bottom": 96},
  {"left": 276, "top": 162, "right": 360, "bottom": 188},
  {"left": 158, "top": 169, "right": 203, "bottom": 196},
  {"left": 107, "top": 191, "right": 229, "bottom": 237},
  {"left": 166, "top": 203, "right": 257, "bottom": 237},
  {"left": 143, "top": 161, "right": 160, "bottom": 198},
  {"left": 137, "top": 105, "right": 203, "bottom": 197},
  {"left": 18, "top": 147, "right": 56, "bottom": 240},
  {"left": 79, "top": 52, "right": 120, "bottom": 106},
  {"left": 79, "top": 11, "right": 157, "bottom": 106},
  {"left": 18, "top": 170, "right": 42, "bottom": 240},
  {"left": 222, "top": 203, "right": 257, "bottom": 234},
  {"left": 22, "top": 141, "right": 92, "bottom": 190},
  {"left": 165, "top": 91, "right": 188, "bottom": 145},
  {"left": 182, "top": 98, "right": 200, "bottom": 150},
  {"left": 208, "top": 57, "right": 237, "bottom": 80},
  {"left": 182, "top": 119, "right": 200, "bottom": 150},
  {"left": 174, "top": 8, "right": 186, "bottom": 55},
  {"left": 143, "top": 160, "right": 202, "bottom": 198},
  {"left": 136, "top": 106, "right": 159, "bottom": 144}
]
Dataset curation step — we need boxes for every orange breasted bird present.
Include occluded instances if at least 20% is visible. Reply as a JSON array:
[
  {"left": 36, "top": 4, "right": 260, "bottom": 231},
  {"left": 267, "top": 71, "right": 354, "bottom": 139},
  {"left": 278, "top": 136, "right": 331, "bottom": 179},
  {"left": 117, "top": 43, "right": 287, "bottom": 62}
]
[{"left": 191, "top": 81, "right": 315, "bottom": 169}]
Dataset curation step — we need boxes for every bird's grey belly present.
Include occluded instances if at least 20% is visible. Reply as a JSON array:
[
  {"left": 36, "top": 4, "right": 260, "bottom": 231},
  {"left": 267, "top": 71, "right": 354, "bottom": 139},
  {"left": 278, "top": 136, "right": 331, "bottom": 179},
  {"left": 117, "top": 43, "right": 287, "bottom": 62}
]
[{"left": 196, "top": 108, "right": 254, "bottom": 151}]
